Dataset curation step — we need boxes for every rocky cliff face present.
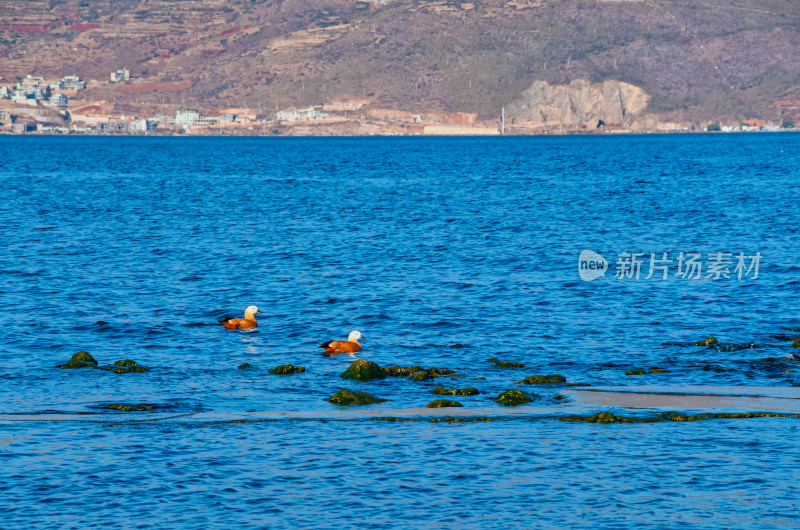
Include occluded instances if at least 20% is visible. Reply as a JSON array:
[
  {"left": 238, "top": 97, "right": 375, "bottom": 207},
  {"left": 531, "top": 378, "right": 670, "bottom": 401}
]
[{"left": 508, "top": 80, "right": 649, "bottom": 128}]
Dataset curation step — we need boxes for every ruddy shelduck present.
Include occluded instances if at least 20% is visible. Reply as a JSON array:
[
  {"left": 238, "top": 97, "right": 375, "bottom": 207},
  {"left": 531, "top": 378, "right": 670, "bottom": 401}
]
[
  {"left": 320, "top": 330, "right": 363, "bottom": 355},
  {"left": 220, "top": 305, "right": 262, "bottom": 330}
]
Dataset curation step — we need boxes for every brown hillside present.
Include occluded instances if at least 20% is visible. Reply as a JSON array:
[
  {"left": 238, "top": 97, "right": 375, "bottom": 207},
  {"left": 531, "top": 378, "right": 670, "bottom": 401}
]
[{"left": 1, "top": 0, "right": 799, "bottom": 124}]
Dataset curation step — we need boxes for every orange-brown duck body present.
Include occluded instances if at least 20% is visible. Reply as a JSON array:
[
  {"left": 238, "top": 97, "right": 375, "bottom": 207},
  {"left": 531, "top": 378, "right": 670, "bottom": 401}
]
[
  {"left": 220, "top": 306, "right": 262, "bottom": 330},
  {"left": 320, "top": 330, "right": 363, "bottom": 355}
]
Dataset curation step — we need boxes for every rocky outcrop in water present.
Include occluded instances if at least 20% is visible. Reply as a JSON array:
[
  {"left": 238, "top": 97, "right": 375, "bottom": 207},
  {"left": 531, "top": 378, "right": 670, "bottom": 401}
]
[
  {"left": 58, "top": 351, "right": 98, "bottom": 368},
  {"left": 327, "top": 389, "right": 387, "bottom": 406},
  {"left": 385, "top": 365, "right": 456, "bottom": 379},
  {"left": 426, "top": 399, "right": 463, "bottom": 408},
  {"left": 515, "top": 374, "right": 566, "bottom": 385},
  {"left": 269, "top": 364, "right": 305, "bottom": 374},
  {"left": 624, "top": 368, "right": 668, "bottom": 376},
  {"left": 693, "top": 336, "right": 719, "bottom": 346},
  {"left": 487, "top": 357, "right": 525, "bottom": 368},
  {"left": 431, "top": 387, "right": 480, "bottom": 396},
  {"left": 341, "top": 359, "right": 387, "bottom": 381},
  {"left": 495, "top": 389, "right": 537, "bottom": 406}
]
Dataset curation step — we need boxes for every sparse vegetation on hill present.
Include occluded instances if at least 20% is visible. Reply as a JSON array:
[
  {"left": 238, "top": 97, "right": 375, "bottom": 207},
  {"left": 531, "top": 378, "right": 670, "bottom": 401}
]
[{"left": 1, "top": 0, "right": 799, "bottom": 126}]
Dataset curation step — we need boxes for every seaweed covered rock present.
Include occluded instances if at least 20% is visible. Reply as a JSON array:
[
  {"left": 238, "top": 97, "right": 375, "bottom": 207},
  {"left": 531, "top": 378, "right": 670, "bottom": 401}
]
[
  {"left": 425, "top": 399, "right": 463, "bottom": 408},
  {"left": 72, "top": 351, "right": 98, "bottom": 365},
  {"left": 341, "top": 359, "right": 387, "bottom": 381},
  {"left": 58, "top": 351, "right": 98, "bottom": 368},
  {"left": 238, "top": 363, "right": 255, "bottom": 370},
  {"left": 326, "top": 389, "right": 387, "bottom": 406},
  {"left": 59, "top": 359, "right": 96, "bottom": 369},
  {"left": 384, "top": 365, "right": 425, "bottom": 377},
  {"left": 515, "top": 374, "right": 567, "bottom": 384},
  {"left": 431, "top": 386, "right": 480, "bottom": 396},
  {"left": 693, "top": 336, "right": 718, "bottom": 346},
  {"left": 114, "top": 359, "right": 137, "bottom": 367},
  {"left": 487, "top": 357, "right": 525, "bottom": 368},
  {"left": 268, "top": 364, "right": 305, "bottom": 375},
  {"left": 111, "top": 360, "right": 149, "bottom": 373},
  {"left": 410, "top": 371, "right": 432, "bottom": 381},
  {"left": 624, "top": 368, "right": 668, "bottom": 376},
  {"left": 663, "top": 412, "right": 711, "bottom": 422},
  {"left": 793, "top": 339, "right": 800, "bottom": 348},
  {"left": 385, "top": 365, "right": 456, "bottom": 379},
  {"left": 495, "top": 389, "right": 537, "bottom": 406},
  {"left": 430, "top": 416, "right": 493, "bottom": 423},
  {"left": 561, "top": 412, "right": 632, "bottom": 424}
]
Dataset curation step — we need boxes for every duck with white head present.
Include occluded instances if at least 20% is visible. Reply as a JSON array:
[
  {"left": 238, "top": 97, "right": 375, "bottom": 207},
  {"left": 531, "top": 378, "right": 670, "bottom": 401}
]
[
  {"left": 320, "top": 330, "right": 363, "bottom": 355},
  {"left": 220, "top": 306, "right": 262, "bottom": 330}
]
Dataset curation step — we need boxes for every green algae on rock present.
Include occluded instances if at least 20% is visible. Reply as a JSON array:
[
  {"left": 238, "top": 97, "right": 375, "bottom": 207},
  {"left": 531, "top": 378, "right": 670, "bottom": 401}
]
[
  {"left": 431, "top": 386, "right": 480, "bottom": 396},
  {"left": 515, "top": 374, "right": 566, "bottom": 384},
  {"left": 693, "top": 336, "right": 718, "bottom": 346},
  {"left": 410, "top": 371, "right": 432, "bottom": 381},
  {"left": 487, "top": 357, "right": 525, "bottom": 368},
  {"left": 114, "top": 359, "right": 138, "bottom": 367},
  {"left": 560, "top": 412, "right": 645, "bottom": 424},
  {"left": 71, "top": 351, "right": 98, "bottom": 365},
  {"left": 111, "top": 360, "right": 149, "bottom": 373},
  {"left": 793, "top": 339, "right": 800, "bottom": 348},
  {"left": 385, "top": 365, "right": 456, "bottom": 379},
  {"left": 326, "top": 389, "right": 388, "bottom": 406},
  {"left": 429, "top": 416, "right": 494, "bottom": 423},
  {"left": 341, "top": 359, "right": 387, "bottom": 381},
  {"left": 624, "top": 368, "right": 669, "bottom": 376},
  {"left": 663, "top": 412, "right": 711, "bottom": 422},
  {"left": 384, "top": 365, "right": 425, "bottom": 377},
  {"left": 426, "top": 399, "right": 463, "bottom": 408},
  {"left": 268, "top": 364, "right": 305, "bottom": 374},
  {"left": 238, "top": 363, "right": 255, "bottom": 370},
  {"left": 473, "top": 377, "right": 486, "bottom": 381},
  {"left": 495, "top": 389, "right": 537, "bottom": 406},
  {"left": 58, "top": 359, "right": 96, "bottom": 369},
  {"left": 58, "top": 351, "right": 99, "bottom": 368}
]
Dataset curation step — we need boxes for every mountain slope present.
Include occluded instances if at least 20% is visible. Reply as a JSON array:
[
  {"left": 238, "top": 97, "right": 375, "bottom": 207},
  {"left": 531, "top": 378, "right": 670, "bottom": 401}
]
[{"left": 2, "top": 0, "right": 799, "bottom": 125}]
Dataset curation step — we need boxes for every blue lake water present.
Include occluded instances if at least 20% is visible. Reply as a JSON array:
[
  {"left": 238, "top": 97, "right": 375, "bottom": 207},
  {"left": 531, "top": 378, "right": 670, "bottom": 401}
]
[{"left": 1, "top": 134, "right": 800, "bottom": 528}]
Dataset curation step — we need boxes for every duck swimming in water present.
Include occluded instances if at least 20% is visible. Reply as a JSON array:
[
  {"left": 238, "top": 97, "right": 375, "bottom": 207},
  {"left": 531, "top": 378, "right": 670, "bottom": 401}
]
[
  {"left": 220, "top": 306, "right": 262, "bottom": 330},
  {"left": 320, "top": 330, "right": 363, "bottom": 355}
]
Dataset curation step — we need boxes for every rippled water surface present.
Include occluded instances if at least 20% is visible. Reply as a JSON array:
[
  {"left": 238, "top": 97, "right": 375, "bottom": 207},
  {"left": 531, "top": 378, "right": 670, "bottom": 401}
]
[{"left": 2, "top": 134, "right": 800, "bottom": 528}]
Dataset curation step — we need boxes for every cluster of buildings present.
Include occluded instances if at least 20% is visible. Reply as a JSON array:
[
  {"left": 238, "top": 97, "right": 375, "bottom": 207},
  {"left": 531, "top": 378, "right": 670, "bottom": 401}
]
[
  {"left": 0, "top": 73, "right": 795, "bottom": 135},
  {"left": 0, "top": 70, "right": 134, "bottom": 133},
  {"left": 0, "top": 74, "right": 84, "bottom": 109}
]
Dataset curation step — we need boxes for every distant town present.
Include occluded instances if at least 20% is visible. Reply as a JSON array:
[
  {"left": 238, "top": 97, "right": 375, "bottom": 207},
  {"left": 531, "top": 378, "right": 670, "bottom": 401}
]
[{"left": 0, "top": 71, "right": 795, "bottom": 136}]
